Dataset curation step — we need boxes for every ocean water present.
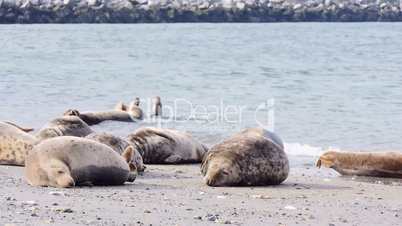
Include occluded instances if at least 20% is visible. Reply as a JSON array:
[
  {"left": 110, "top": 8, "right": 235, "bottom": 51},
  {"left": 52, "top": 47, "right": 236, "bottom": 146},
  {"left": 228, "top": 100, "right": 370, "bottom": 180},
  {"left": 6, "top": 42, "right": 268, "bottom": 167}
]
[{"left": 1, "top": 23, "right": 402, "bottom": 165}]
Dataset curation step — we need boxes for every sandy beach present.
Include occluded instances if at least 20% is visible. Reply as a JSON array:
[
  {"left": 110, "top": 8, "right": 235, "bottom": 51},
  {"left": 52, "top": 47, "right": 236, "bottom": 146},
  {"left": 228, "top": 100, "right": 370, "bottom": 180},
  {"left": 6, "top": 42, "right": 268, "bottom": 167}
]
[{"left": 1, "top": 164, "right": 401, "bottom": 226}]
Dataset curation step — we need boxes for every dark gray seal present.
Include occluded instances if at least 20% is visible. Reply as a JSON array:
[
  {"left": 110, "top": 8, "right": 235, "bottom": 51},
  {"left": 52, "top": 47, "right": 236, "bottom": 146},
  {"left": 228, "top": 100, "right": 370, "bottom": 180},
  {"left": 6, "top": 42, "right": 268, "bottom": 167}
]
[
  {"left": 127, "top": 127, "right": 208, "bottom": 164},
  {"left": 201, "top": 128, "right": 289, "bottom": 187}
]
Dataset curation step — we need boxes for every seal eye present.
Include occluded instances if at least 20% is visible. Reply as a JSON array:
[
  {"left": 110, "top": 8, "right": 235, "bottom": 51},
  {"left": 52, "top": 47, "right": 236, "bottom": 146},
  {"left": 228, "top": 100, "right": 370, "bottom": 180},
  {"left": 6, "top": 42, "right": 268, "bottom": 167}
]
[
  {"left": 57, "top": 170, "right": 64, "bottom": 175},
  {"left": 221, "top": 170, "right": 230, "bottom": 175}
]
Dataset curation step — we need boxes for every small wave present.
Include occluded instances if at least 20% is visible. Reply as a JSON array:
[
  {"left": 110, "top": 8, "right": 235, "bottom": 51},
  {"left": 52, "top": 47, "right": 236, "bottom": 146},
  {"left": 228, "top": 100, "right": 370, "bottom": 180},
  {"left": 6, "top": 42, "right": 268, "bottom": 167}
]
[{"left": 284, "top": 143, "right": 340, "bottom": 157}]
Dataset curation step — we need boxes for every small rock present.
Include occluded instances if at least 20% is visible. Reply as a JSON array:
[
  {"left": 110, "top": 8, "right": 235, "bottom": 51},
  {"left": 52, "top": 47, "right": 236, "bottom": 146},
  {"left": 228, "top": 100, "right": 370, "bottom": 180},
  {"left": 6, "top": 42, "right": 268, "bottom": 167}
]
[
  {"left": 144, "top": 210, "right": 151, "bottom": 213},
  {"left": 251, "top": 194, "right": 270, "bottom": 199},
  {"left": 23, "top": 201, "right": 37, "bottom": 206},
  {"left": 284, "top": 205, "right": 297, "bottom": 210},
  {"left": 62, "top": 208, "right": 74, "bottom": 213},
  {"left": 216, "top": 195, "right": 226, "bottom": 199},
  {"left": 49, "top": 191, "right": 64, "bottom": 196},
  {"left": 193, "top": 216, "right": 202, "bottom": 220}
]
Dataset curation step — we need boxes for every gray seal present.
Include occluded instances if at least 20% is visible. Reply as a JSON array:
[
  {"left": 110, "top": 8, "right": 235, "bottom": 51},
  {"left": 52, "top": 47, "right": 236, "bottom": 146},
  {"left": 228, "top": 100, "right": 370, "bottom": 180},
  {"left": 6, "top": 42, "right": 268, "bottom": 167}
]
[
  {"left": 127, "top": 127, "right": 208, "bottom": 164},
  {"left": 201, "top": 128, "right": 289, "bottom": 187},
  {"left": 36, "top": 116, "right": 94, "bottom": 141}
]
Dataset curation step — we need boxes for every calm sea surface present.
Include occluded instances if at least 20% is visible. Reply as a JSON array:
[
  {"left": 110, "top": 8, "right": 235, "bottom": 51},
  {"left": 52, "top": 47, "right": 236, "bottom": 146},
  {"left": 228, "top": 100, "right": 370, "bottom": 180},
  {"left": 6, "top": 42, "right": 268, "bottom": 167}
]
[{"left": 1, "top": 23, "right": 402, "bottom": 164}]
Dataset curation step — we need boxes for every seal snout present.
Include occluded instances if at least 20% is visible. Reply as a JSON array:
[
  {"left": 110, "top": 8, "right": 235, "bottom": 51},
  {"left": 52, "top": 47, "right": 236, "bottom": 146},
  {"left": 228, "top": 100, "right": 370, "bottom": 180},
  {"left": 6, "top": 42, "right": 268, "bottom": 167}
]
[{"left": 317, "top": 151, "right": 337, "bottom": 169}]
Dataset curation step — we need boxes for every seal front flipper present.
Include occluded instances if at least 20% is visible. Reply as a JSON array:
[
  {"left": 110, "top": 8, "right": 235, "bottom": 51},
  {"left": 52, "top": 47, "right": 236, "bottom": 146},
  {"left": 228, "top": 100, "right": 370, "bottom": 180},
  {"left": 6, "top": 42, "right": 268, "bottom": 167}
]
[{"left": 164, "top": 155, "right": 183, "bottom": 163}]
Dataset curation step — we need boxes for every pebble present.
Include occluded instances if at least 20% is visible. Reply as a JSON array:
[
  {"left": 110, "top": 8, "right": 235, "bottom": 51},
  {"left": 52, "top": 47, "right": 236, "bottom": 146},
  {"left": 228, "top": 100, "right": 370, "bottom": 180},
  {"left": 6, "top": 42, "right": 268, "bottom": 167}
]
[
  {"left": 22, "top": 201, "right": 37, "bottom": 206},
  {"left": 49, "top": 191, "right": 65, "bottom": 196}
]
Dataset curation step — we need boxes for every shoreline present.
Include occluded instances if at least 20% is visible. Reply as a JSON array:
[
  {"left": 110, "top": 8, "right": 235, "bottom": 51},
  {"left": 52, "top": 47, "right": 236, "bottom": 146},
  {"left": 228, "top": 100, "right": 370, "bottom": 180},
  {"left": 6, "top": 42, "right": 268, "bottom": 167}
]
[
  {"left": 1, "top": 0, "right": 402, "bottom": 23},
  {"left": 1, "top": 164, "right": 401, "bottom": 225}
]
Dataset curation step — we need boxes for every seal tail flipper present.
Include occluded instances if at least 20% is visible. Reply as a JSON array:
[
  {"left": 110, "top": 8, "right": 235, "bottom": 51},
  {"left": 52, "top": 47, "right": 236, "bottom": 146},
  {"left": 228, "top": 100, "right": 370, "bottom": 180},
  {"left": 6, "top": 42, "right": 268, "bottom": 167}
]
[{"left": 4, "top": 121, "right": 34, "bottom": 133}]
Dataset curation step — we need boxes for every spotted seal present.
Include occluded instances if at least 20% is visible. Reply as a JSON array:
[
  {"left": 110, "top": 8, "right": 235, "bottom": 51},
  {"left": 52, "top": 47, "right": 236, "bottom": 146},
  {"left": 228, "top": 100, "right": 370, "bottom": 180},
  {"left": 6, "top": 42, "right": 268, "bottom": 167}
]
[
  {"left": 201, "top": 128, "right": 289, "bottom": 186},
  {"left": 0, "top": 122, "right": 38, "bottom": 166},
  {"left": 25, "top": 136, "right": 136, "bottom": 188}
]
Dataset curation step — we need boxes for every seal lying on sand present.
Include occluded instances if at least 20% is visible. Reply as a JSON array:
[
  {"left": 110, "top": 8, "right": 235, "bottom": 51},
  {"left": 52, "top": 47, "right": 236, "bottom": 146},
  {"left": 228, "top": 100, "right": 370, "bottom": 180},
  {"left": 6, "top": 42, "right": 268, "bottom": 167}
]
[
  {"left": 86, "top": 132, "right": 146, "bottom": 173},
  {"left": 0, "top": 122, "right": 38, "bottom": 166},
  {"left": 25, "top": 136, "right": 136, "bottom": 188},
  {"left": 201, "top": 128, "right": 289, "bottom": 187},
  {"left": 127, "top": 127, "right": 208, "bottom": 164},
  {"left": 36, "top": 116, "right": 94, "bottom": 141},
  {"left": 317, "top": 150, "right": 402, "bottom": 178}
]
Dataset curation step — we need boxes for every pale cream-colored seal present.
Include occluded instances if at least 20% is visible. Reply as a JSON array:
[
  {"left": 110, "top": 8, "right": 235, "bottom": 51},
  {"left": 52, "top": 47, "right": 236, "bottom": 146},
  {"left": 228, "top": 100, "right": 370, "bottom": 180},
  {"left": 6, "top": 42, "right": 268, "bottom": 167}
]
[
  {"left": 25, "top": 136, "right": 136, "bottom": 188},
  {"left": 317, "top": 150, "right": 402, "bottom": 178},
  {"left": 201, "top": 128, "right": 289, "bottom": 187}
]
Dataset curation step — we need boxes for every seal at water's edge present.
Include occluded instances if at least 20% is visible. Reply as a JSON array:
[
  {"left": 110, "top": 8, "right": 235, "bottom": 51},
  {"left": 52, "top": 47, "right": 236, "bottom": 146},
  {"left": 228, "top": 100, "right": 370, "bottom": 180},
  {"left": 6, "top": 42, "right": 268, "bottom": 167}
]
[
  {"left": 152, "top": 96, "right": 162, "bottom": 117},
  {"left": 128, "top": 97, "right": 144, "bottom": 120},
  {"left": 0, "top": 122, "right": 38, "bottom": 166},
  {"left": 127, "top": 127, "right": 208, "bottom": 164},
  {"left": 36, "top": 116, "right": 94, "bottom": 141},
  {"left": 85, "top": 132, "right": 146, "bottom": 172},
  {"left": 317, "top": 150, "right": 402, "bottom": 178},
  {"left": 201, "top": 128, "right": 289, "bottom": 187},
  {"left": 64, "top": 109, "right": 140, "bottom": 125},
  {"left": 25, "top": 136, "right": 136, "bottom": 188}
]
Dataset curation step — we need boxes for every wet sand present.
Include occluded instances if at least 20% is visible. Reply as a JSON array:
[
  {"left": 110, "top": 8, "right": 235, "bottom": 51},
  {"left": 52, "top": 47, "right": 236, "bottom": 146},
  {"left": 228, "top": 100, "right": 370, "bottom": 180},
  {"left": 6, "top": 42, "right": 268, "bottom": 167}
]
[{"left": 0, "top": 164, "right": 401, "bottom": 226}]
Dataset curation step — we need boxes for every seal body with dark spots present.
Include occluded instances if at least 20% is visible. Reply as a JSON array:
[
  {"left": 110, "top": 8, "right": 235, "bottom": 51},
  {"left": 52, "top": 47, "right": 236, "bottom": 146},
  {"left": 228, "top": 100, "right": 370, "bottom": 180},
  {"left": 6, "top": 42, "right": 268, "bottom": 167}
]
[
  {"left": 317, "top": 150, "right": 402, "bottom": 178},
  {"left": 201, "top": 128, "right": 289, "bottom": 187},
  {"left": 127, "top": 127, "right": 208, "bottom": 164},
  {"left": 86, "top": 132, "right": 146, "bottom": 173},
  {"left": 36, "top": 116, "right": 94, "bottom": 140},
  {"left": 25, "top": 136, "right": 135, "bottom": 188},
  {"left": 0, "top": 122, "right": 38, "bottom": 166}
]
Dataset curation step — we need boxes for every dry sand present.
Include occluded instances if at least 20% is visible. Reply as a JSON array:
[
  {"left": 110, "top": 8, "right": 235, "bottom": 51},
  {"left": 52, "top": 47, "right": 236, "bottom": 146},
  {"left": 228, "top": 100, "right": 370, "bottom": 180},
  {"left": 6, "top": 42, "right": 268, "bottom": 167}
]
[{"left": 0, "top": 164, "right": 401, "bottom": 226}]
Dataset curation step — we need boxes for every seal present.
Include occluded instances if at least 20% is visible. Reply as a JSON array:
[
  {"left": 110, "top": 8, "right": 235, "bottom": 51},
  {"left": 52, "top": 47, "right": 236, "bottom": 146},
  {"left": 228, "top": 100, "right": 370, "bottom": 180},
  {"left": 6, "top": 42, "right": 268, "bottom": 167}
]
[
  {"left": 36, "top": 116, "right": 94, "bottom": 141},
  {"left": 201, "top": 128, "right": 289, "bottom": 187},
  {"left": 25, "top": 136, "right": 136, "bottom": 188},
  {"left": 64, "top": 109, "right": 141, "bottom": 125},
  {"left": 152, "top": 96, "right": 162, "bottom": 117},
  {"left": 85, "top": 132, "right": 146, "bottom": 173},
  {"left": 317, "top": 150, "right": 402, "bottom": 178},
  {"left": 0, "top": 122, "right": 38, "bottom": 166},
  {"left": 127, "top": 127, "right": 208, "bottom": 164},
  {"left": 127, "top": 97, "right": 144, "bottom": 120}
]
